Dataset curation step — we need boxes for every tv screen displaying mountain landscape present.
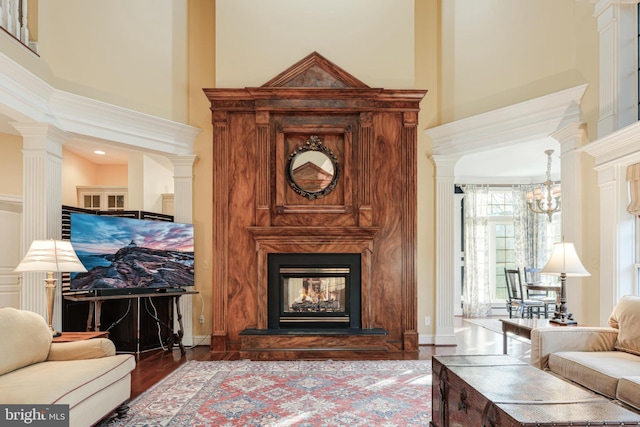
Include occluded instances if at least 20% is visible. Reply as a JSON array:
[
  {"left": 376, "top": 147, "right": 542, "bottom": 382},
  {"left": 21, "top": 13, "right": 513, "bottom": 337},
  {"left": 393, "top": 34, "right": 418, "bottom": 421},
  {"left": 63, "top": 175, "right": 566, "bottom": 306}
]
[{"left": 69, "top": 213, "right": 194, "bottom": 294}]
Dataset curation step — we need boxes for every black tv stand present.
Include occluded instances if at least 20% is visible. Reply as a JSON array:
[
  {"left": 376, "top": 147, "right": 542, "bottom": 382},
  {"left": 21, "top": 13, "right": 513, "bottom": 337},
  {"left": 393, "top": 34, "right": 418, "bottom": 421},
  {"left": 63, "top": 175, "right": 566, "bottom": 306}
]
[
  {"left": 82, "top": 287, "right": 187, "bottom": 297},
  {"left": 63, "top": 290, "right": 198, "bottom": 356}
]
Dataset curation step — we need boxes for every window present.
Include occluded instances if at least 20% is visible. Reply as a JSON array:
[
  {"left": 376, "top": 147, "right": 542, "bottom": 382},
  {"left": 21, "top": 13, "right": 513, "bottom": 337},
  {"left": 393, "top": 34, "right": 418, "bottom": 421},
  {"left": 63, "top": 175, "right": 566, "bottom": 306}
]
[
  {"left": 77, "top": 186, "right": 127, "bottom": 211},
  {"left": 106, "top": 194, "right": 126, "bottom": 211},
  {"left": 483, "top": 189, "right": 560, "bottom": 305},
  {"left": 83, "top": 194, "right": 101, "bottom": 210},
  {"left": 487, "top": 190, "right": 516, "bottom": 303},
  {"left": 492, "top": 221, "right": 515, "bottom": 302}
]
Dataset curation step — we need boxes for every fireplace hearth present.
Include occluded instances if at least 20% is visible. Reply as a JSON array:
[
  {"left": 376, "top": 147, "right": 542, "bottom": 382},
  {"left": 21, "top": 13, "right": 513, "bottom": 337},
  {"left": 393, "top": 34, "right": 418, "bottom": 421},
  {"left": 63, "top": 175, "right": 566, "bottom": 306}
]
[{"left": 268, "top": 253, "right": 361, "bottom": 329}]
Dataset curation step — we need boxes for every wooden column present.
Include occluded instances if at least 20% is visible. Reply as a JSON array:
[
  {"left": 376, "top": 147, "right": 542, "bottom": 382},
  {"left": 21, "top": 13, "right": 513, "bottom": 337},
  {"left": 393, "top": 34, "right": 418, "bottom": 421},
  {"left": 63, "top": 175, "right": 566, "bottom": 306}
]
[
  {"left": 359, "top": 112, "right": 373, "bottom": 227},
  {"left": 211, "top": 111, "right": 230, "bottom": 352},
  {"left": 402, "top": 111, "right": 418, "bottom": 352}
]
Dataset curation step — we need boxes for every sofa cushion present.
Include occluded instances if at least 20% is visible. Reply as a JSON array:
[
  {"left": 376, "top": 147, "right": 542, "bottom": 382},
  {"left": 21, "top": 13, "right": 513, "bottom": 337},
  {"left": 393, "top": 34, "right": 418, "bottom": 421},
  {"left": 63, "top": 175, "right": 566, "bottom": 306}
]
[
  {"left": 0, "top": 354, "right": 135, "bottom": 407},
  {"left": 608, "top": 295, "right": 640, "bottom": 356},
  {"left": 0, "top": 307, "right": 52, "bottom": 375},
  {"left": 548, "top": 351, "right": 640, "bottom": 399},
  {"left": 47, "top": 338, "right": 116, "bottom": 361},
  {"left": 617, "top": 376, "right": 640, "bottom": 411}
]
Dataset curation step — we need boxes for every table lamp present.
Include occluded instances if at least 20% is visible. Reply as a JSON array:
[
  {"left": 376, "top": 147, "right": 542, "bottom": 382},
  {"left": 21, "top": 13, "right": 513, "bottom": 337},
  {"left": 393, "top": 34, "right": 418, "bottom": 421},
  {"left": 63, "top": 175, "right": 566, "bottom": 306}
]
[
  {"left": 540, "top": 242, "right": 590, "bottom": 325},
  {"left": 14, "top": 239, "right": 87, "bottom": 337}
]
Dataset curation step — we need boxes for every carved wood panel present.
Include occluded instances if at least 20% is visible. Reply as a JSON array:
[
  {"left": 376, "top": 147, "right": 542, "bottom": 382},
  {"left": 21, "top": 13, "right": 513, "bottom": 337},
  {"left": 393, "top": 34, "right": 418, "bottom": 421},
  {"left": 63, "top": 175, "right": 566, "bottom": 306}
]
[{"left": 204, "top": 52, "right": 426, "bottom": 357}]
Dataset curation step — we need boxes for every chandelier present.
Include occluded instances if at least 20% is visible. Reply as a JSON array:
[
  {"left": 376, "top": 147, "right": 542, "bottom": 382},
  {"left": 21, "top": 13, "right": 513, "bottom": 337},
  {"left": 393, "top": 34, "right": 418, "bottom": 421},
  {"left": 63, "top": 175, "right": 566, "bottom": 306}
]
[{"left": 526, "top": 149, "right": 561, "bottom": 222}]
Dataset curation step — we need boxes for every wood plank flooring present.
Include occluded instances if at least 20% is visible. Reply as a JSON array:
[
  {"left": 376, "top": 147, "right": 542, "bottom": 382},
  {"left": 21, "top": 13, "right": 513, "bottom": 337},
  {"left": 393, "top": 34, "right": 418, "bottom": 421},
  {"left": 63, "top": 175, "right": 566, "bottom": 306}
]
[{"left": 127, "top": 316, "right": 529, "bottom": 401}]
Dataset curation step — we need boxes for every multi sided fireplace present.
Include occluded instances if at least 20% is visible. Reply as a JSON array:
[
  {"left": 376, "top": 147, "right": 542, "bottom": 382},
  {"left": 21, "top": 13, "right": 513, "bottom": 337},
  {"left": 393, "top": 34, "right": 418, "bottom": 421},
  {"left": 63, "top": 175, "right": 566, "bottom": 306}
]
[{"left": 267, "top": 253, "right": 361, "bottom": 329}]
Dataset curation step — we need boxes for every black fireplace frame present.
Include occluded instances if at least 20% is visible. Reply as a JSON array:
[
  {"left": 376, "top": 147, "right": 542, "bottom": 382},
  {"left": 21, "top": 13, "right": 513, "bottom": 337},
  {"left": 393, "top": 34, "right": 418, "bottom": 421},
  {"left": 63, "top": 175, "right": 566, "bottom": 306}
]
[{"left": 267, "top": 253, "right": 361, "bottom": 329}]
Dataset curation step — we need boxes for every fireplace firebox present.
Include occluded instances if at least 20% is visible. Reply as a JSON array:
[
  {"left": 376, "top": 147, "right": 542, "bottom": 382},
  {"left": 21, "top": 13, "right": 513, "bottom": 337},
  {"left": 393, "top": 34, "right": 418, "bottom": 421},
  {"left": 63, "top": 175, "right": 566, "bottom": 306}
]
[{"left": 268, "top": 253, "right": 361, "bottom": 329}]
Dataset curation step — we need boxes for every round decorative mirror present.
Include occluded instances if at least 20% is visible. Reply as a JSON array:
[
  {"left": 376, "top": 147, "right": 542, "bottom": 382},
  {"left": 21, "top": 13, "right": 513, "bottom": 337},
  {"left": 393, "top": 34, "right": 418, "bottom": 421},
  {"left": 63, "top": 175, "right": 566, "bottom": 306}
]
[{"left": 287, "top": 135, "right": 339, "bottom": 200}]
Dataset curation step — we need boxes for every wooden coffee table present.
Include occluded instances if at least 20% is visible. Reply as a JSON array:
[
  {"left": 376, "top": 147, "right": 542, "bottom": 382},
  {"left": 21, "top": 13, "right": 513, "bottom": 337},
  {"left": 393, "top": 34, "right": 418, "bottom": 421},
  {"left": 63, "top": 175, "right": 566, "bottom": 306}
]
[
  {"left": 431, "top": 354, "right": 640, "bottom": 426},
  {"left": 500, "top": 318, "right": 578, "bottom": 354}
]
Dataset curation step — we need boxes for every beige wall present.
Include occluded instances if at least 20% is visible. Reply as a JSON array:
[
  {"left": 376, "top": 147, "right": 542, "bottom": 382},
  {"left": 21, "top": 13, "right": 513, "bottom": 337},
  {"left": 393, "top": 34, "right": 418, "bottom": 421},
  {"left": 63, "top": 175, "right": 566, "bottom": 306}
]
[
  {"left": 142, "top": 155, "right": 174, "bottom": 213},
  {"left": 188, "top": 0, "right": 216, "bottom": 337},
  {"left": 61, "top": 148, "right": 128, "bottom": 206},
  {"left": 440, "top": 0, "right": 588, "bottom": 122},
  {"left": 36, "top": 0, "right": 188, "bottom": 122},
  {"left": 415, "top": 0, "right": 439, "bottom": 338},
  {"left": 215, "top": 0, "right": 415, "bottom": 88},
  {"left": 0, "top": 134, "right": 23, "bottom": 196}
]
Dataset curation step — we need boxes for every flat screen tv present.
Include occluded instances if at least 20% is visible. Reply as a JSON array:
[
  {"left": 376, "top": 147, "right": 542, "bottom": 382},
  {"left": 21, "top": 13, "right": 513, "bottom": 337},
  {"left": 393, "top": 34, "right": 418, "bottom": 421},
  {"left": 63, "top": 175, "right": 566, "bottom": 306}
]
[{"left": 68, "top": 212, "right": 194, "bottom": 295}]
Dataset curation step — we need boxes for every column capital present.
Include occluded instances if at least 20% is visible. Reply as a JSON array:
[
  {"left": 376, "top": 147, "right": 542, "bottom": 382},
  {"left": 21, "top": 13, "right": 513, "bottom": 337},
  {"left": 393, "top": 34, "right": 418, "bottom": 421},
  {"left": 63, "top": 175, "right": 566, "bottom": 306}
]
[
  {"left": 166, "top": 154, "right": 197, "bottom": 178},
  {"left": 594, "top": 0, "right": 639, "bottom": 21},
  {"left": 430, "top": 154, "right": 460, "bottom": 178},
  {"left": 551, "top": 122, "right": 588, "bottom": 153},
  {"left": 10, "top": 122, "right": 70, "bottom": 157}
]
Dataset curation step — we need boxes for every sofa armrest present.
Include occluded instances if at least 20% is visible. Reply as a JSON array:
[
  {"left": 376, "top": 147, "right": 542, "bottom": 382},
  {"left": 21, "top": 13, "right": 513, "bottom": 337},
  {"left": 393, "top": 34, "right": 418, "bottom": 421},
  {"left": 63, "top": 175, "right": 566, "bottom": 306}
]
[
  {"left": 530, "top": 327, "right": 618, "bottom": 370},
  {"left": 47, "top": 338, "right": 116, "bottom": 361}
]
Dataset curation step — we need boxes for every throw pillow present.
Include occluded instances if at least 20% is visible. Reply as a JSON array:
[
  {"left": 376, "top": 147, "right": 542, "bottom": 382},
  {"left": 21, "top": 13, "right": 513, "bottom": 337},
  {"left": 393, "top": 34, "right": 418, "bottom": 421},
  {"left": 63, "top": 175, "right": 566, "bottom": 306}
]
[
  {"left": 608, "top": 295, "right": 640, "bottom": 356},
  {"left": 0, "top": 307, "right": 52, "bottom": 375}
]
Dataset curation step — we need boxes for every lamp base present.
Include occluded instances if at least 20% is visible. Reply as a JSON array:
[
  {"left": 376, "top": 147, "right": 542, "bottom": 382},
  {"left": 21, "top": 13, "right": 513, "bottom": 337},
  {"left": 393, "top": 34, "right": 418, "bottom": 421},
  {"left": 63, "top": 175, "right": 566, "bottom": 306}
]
[
  {"left": 50, "top": 327, "right": 62, "bottom": 338},
  {"left": 550, "top": 311, "right": 577, "bottom": 325}
]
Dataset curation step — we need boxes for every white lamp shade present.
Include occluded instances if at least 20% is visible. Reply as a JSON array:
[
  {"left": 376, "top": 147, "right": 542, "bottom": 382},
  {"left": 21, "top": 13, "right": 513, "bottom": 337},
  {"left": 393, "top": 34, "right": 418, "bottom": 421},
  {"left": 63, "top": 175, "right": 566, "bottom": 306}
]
[
  {"left": 541, "top": 242, "right": 590, "bottom": 277},
  {"left": 14, "top": 240, "right": 87, "bottom": 273}
]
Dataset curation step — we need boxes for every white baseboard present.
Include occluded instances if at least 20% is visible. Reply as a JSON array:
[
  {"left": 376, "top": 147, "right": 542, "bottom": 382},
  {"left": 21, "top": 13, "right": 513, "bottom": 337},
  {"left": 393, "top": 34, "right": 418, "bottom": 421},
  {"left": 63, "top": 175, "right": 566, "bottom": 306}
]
[
  {"left": 419, "top": 334, "right": 435, "bottom": 345},
  {"left": 183, "top": 335, "right": 210, "bottom": 348}
]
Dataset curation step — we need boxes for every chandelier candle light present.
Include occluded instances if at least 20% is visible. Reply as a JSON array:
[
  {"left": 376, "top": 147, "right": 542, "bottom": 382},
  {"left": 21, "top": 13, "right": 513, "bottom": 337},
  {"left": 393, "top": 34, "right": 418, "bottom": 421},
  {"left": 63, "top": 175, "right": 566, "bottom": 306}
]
[
  {"left": 526, "top": 149, "right": 561, "bottom": 222},
  {"left": 540, "top": 242, "right": 590, "bottom": 325},
  {"left": 14, "top": 239, "right": 87, "bottom": 337}
]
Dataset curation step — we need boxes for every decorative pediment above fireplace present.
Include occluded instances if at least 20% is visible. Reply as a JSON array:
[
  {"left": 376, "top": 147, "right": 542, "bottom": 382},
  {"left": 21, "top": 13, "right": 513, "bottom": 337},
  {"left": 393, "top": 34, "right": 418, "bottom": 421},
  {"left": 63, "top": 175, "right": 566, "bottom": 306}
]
[{"left": 204, "top": 52, "right": 426, "bottom": 360}]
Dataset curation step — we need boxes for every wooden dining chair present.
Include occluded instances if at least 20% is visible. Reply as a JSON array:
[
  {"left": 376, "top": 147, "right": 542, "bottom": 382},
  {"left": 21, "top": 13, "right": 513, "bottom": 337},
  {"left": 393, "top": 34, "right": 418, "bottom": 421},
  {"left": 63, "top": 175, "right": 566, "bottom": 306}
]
[
  {"left": 524, "top": 267, "right": 557, "bottom": 314},
  {"left": 504, "top": 268, "right": 546, "bottom": 319}
]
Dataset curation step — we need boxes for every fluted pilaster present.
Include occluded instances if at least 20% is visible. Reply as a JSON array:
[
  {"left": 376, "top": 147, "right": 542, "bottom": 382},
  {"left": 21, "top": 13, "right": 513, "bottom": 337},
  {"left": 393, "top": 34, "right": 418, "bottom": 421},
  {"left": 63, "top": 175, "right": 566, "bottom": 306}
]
[
  {"left": 167, "top": 155, "right": 196, "bottom": 345},
  {"left": 596, "top": 168, "right": 623, "bottom": 325},
  {"left": 552, "top": 123, "right": 587, "bottom": 321},
  {"left": 594, "top": 0, "right": 637, "bottom": 136},
  {"left": 432, "top": 155, "right": 458, "bottom": 345},
  {"left": 12, "top": 122, "right": 68, "bottom": 330},
  {"left": 583, "top": 121, "right": 640, "bottom": 325}
]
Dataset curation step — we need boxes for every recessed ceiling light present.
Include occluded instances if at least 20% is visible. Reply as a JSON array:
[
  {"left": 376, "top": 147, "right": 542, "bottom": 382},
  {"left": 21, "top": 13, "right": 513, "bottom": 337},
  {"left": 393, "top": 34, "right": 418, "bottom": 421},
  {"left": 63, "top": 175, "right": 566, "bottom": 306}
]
[{"left": 94, "top": 150, "right": 106, "bottom": 155}]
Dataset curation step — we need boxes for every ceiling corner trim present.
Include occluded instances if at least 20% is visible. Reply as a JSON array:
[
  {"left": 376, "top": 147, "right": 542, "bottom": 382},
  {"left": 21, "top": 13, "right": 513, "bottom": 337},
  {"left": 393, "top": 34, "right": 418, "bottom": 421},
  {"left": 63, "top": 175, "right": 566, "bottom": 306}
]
[
  {"left": 426, "top": 84, "right": 588, "bottom": 157},
  {"left": 0, "top": 50, "right": 200, "bottom": 156}
]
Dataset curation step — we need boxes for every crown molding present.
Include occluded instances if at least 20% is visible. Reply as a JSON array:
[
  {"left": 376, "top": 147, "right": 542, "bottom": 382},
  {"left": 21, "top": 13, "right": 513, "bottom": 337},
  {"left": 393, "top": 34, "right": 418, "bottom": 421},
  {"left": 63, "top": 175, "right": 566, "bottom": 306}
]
[
  {"left": 48, "top": 90, "right": 200, "bottom": 155},
  {"left": 0, "top": 50, "right": 200, "bottom": 156},
  {"left": 582, "top": 120, "right": 640, "bottom": 168},
  {"left": 0, "top": 52, "right": 53, "bottom": 123},
  {"left": 426, "top": 84, "right": 587, "bottom": 157}
]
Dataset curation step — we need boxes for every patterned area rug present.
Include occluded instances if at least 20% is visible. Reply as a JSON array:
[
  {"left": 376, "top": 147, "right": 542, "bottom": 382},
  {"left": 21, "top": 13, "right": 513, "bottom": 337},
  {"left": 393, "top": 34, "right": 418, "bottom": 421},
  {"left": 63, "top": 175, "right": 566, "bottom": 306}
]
[{"left": 100, "top": 359, "right": 433, "bottom": 427}]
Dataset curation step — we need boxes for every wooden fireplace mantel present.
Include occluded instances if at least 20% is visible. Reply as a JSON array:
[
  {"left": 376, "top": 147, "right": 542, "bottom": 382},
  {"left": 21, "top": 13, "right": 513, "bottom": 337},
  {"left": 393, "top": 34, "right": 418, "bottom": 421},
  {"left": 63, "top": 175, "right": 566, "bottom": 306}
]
[
  {"left": 248, "top": 226, "right": 380, "bottom": 331},
  {"left": 248, "top": 226, "right": 379, "bottom": 243},
  {"left": 204, "top": 52, "right": 426, "bottom": 358}
]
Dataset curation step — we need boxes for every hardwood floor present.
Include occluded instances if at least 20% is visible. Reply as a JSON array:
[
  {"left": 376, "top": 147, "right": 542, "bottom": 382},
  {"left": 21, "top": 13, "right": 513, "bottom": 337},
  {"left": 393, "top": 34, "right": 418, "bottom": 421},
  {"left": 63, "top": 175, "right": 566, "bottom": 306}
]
[{"left": 127, "top": 316, "right": 529, "bottom": 401}]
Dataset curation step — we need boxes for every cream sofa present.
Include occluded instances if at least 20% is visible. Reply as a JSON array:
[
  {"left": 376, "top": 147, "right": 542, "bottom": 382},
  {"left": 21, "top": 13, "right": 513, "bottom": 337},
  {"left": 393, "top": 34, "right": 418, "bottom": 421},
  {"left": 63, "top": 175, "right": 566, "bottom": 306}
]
[
  {"left": 531, "top": 295, "right": 640, "bottom": 413},
  {"left": 0, "top": 307, "right": 136, "bottom": 427}
]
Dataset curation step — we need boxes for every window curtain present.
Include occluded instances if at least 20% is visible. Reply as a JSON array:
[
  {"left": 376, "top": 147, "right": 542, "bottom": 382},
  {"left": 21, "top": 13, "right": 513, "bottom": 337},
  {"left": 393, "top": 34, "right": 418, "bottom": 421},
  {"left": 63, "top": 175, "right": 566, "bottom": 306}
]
[
  {"left": 512, "top": 185, "right": 552, "bottom": 272},
  {"left": 462, "top": 185, "right": 492, "bottom": 317}
]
